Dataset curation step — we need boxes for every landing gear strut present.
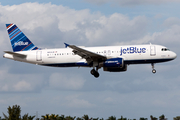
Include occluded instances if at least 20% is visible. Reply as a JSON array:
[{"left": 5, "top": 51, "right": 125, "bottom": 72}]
[{"left": 151, "top": 63, "right": 156, "bottom": 74}]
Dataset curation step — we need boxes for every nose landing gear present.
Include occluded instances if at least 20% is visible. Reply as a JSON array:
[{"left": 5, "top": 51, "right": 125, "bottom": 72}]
[{"left": 151, "top": 63, "right": 156, "bottom": 74}]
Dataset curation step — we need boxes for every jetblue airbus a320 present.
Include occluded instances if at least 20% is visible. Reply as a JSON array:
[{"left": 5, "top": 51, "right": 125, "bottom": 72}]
[{"left": 3, "top": 24, "right": 177, "bottom": 78}]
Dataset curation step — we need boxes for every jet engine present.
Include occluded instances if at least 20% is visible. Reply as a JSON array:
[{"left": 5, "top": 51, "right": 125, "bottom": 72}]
[{"left": 100, "top": 58, "right": 127, "bottom": 72}]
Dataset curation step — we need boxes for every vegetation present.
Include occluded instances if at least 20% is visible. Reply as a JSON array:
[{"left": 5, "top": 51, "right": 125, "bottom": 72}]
[{"left": 0, "top": 105, "right": 179, "bottom": 120}]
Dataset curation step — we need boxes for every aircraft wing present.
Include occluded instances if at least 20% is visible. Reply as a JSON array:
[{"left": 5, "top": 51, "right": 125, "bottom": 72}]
[
  {"left": 64, "top": 43, "right": 107, "bottom": 64},
  {"left": 4, "top": 51, "right": 27, "bottom": 58}
]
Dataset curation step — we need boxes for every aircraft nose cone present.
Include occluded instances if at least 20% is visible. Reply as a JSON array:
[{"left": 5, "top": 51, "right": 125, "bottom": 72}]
[{"left": 172, "top": 52, "right": 177, "bottom": 59}]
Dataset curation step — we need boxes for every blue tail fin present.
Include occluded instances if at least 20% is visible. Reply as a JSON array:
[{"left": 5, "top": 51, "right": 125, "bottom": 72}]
[{"left": 6, "top": 23, "right": 39, "bottom": 52}]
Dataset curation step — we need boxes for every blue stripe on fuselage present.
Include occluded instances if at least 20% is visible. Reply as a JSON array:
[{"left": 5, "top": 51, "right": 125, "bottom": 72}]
[
  {"left": 41, "top": 62, "right": 89, "bottom": 67},
  {"left": 124, "top": 58, "right": 175, "bottom": 64},
  {"left": 40, "top": 58, "right": 174, "bottom": 68}
]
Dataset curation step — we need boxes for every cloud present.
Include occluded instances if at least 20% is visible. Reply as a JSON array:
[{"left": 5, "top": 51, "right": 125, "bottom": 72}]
[
  {"left": 13, "top": 81, "right": 32, "bottom": 91},
  {"left": 0, "top": 68, "right": 44, "bottom": 92},
  {"left": 49, "top": 73, "right": 85, "bottom": 90},
  {"left": 0, "top": 2, "right": 149, "bottom": 48},
  {"left": 84, "top": 0, "right": 180, "bottom": 6},
  {"left": 64, "top": 95, "right": 95, "bottom": 108}
]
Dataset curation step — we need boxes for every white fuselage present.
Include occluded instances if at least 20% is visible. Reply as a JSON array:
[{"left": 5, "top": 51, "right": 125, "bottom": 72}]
[{"left": 3, "top": 44, "right": 177, "bottom": 68}]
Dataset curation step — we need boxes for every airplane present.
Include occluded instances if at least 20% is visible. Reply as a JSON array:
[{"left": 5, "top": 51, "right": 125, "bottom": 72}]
[{"left": 3, "top": 23, "right": 177, "bottom": 78}]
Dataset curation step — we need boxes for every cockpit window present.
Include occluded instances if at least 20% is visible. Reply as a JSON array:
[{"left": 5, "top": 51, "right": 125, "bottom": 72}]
[{"left": 161, "top": 48, "right": 170, "bottom": 51}]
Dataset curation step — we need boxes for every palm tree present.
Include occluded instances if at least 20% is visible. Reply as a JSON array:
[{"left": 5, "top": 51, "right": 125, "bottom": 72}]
[
  {"left": 174, "top": 116, "right": 180, "bottom": 120},
  {"left": 3, "top": 105, "right": 21, "bottom": 120},
  {"left": 159, "top": 114, "right": 167, "bottom": 120},
  {"left": 139, "top": 118, "right": 147, "bottom": 120},
  {"left": 150, "top": 115, "right": 157, "bottom": 120},
  {"left": 65, "top": 115, "right": 76, "bottom": 120},
  {"left": 49, "top": 114, "right": 56, "bottom": 120},
  {"left": 76, "top": 117, "right": 83, "bottom": 120},
  {"left": 28, "top": 115, "right": 35, "bottom": 120},
  {"left": 107, "top": 116, "right": 116, "bottom": 120},
  {"left": 117, "top": 116, "right": 127, "bottom": 120},
  {"left": 82, "top": 115, "right": 91, "bottom": 120},
  {"left": 57, "top": 115, "right": 66, "bottom": 120}
]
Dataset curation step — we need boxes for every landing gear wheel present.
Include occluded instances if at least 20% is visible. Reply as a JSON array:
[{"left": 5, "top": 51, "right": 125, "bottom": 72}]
[
  {"left": 90, "top": 69, "right": 100, "bottom": 78},
  {"left": 90, "top": 69, "right": 96, "bottom": 75},
  {"left": 152, "top": 69, "right": 156, "bottom": 74},
  {"left": 94, "top": 72, "right": 99, "bottom": 78}
]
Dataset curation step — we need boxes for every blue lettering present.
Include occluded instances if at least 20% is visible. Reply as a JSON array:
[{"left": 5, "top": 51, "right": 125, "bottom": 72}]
[
  {"left": 120, "top": 47, "right": 146, "bottom": 56},
  {"left": 120, "top": 47, "right": 122, "bottom": 56},
  {"left": 123, "top": 49, "right": 126, "bottom": 54},
  {"left": 130, "top": 47, "right": 134, "bottom": 53},
  {"left": 134, "top": 47, "right": 137, "bottom": 53},
  {"left": 137, "top": 48, "right": 141, "bottom": 53},
  {"left": 142, "top": 48, "right": 146, "bottom": 53},
  {"left": 127, "top": 48, "right": 129, "bottom": 53}
]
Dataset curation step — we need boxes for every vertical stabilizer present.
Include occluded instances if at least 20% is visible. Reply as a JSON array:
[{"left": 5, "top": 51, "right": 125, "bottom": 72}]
[{"left": 6, "top": 23, "right": 39, "bottom": 52}]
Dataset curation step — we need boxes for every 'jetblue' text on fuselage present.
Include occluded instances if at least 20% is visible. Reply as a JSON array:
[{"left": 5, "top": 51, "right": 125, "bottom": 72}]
[{"left": 120, "top": 47, "right": 146, "bottom": 56}]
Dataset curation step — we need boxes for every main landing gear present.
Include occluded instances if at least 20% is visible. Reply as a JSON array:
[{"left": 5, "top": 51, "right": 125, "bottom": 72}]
[
  {"left": 90, "top": 61, "right": 100, "bottom": 78},
  {"left": 151, "top": 63, "right": 156, "bottom": 74},
  {"left": 91, "top": 68, "right": 100, "bottom": 78}
]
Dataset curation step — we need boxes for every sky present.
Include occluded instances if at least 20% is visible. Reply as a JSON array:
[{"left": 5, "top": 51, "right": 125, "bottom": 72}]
[{"left": 0, "top": 0, "right": 180, "bottom": 119}]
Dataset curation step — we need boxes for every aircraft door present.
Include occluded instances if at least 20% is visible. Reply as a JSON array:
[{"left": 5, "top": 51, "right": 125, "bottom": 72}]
[
  {"left": 150, "top": 46, "right": 156, "bottom": 56},
  {"left": 36, "top": 51, "right": 42, "bottom": 61}
]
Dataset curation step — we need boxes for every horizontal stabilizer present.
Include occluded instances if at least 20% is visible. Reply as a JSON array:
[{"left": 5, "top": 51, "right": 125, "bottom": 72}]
[{"left": 4, "top": 51, "right": 27, "bottom": 58}]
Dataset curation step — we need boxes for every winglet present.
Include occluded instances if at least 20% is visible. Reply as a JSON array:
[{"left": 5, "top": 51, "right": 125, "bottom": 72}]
[{"left": 64, "top": 43, "right": 69, "bottom": 48}]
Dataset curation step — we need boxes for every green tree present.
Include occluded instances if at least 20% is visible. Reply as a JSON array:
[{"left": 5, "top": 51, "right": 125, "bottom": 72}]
[
  {"left": 174, "top": 116, "right": 180, "bottom": 120},
  {"left": 76, "top": 117, "right": 83, "bottom": 120},
  {"left": 82, "top": 115, "right": 91, "bottom": 120},
  {"left": 150, "top": 115, "right": 157, "bottom": 120},
  {"left": 107, "top": 116, "right": 116, "bottom": 120},
  {"left": 118, "top": 116, "right": 127, "bottom": 120},
  {"left": 57, "top": 115, "right": 66, "bottom": 120},
  {"left": 22, "top": 113, "right": 28, "bottom": 120},
  {"left": 92, "top": 118, "right": 99, "bottom": 120},
  {"left": 159, "top": 114, "right": 166, "bottom": 120},
  {"left": 28, "top": 115, "right": 36, "bottom": 120},
  {"left": 3, "top": 105, "right": 21, "bottom": 120},
  {"left": 65, "top": 115, "right": 76, "bottom": 120},
  {"left": 42, "top": 114, "right": 50, "bottom": 120},
  {"left": 139, "top": 118, "right": 147, "bottom": 120},
  {"left": 49, "top": 114, "right": 56, "bottom": 120}
]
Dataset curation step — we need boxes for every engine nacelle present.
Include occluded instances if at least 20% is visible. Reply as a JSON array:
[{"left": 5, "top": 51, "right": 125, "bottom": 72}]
[
  {"left": 101, "top": 58, "right": 127, "bottom": 72},
  {"left": 103, "top": 58, "right": 123, "bottom": 68},
  {"left": 103, "top": 64, "right": 127, "bottom": 72}
]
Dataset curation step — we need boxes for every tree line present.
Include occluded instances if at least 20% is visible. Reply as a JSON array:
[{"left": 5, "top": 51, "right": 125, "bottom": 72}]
[{"left": 0, "top": 105, "right": 180, "bottom": 120}]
